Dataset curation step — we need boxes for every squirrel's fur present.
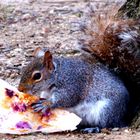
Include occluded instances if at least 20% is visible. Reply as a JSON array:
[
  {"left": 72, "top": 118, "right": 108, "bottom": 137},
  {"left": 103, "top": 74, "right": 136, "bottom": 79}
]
[
  {"left": 19, "top": 53, "right": 129, "bottom": 128},
  {"left": 81, "top": 18, "right": 140, "bottom": 85},
  {"left": 18, "top": 6, "right": 140, "bottom": 129},
  {"left": 79, "top": 9, "right": 140, "bottom": 121}
]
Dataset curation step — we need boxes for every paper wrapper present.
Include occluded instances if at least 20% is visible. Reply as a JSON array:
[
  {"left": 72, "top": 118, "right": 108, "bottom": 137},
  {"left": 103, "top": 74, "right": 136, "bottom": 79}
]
[{"left": 0, "top": 79, "right": 81, "bottom": 134}]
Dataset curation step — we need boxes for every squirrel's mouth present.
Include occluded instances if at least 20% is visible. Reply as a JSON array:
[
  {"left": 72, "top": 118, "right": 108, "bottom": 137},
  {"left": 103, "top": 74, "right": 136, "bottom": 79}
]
[
  {"left": 29, "top": 84, "right": 56, "bottom": 98},
  {"left": 40, "top": 91, "right": 52, "bottom": 99},
  {"left": 26, "top": 90, "right": 33, "bottom": 95}
]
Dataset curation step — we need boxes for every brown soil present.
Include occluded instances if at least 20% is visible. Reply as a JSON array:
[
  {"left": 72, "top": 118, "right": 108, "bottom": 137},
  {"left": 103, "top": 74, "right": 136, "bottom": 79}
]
[{"left": 0, "top": 0, "right": 140, "bottom": 139}]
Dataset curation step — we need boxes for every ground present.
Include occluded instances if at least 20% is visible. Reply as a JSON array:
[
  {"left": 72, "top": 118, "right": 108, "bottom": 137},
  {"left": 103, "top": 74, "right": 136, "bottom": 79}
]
[{"left": 0, "top": 0, "right": 140, "bottom": 139}]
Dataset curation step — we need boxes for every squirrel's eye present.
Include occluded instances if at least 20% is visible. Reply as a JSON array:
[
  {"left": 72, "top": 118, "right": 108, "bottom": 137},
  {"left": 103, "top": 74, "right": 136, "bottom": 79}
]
[{"left": 32, "top": 71, "right": 42, "bottom": 81}]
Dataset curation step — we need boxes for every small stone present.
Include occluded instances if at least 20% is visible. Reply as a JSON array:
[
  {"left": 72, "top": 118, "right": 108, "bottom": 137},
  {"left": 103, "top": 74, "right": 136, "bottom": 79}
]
[
  {"left": 101, "top": 128, "right": 111, "bottom": 134},
  {"left": 124, "top": 129, "right": 129, "bottom": 133},
  {"left": 112, "top": 128, "right": 119, "bottom": 131},
  {"left": 10, "top": 73, "right": 17, "bottom": 79},
  {"left": 22, "top": 13, "right": 31, "bottom": 20},
  {"left": 49, "top": 9, "right": 54, "bottom": 14}
]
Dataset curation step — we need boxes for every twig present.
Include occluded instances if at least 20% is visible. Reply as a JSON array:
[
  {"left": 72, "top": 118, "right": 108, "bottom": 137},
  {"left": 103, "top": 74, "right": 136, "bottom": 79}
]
[{"left": 6, "top": 66, "right": 21, "bottom": 71}]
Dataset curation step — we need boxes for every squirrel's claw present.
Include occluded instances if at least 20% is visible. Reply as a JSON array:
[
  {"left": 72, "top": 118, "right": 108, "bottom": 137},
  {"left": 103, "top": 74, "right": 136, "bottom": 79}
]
[
  {"left": 34, "top": 106, "right": 44, "bottom": 112},
  {"left": 31, "top": 99, "right": 52, "bottom": 113},
  {"left": 41, "top": 106, "right": 49, "bottom": 114}
]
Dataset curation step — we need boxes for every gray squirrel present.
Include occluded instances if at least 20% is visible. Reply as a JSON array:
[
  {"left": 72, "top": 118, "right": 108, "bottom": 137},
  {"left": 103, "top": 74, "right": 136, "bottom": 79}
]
[
  {"left": 18, "top": 17, "right": 140, "bottom": 131},
  {"left": 18, "top": 48, "right": 129, "bottom": 130}
]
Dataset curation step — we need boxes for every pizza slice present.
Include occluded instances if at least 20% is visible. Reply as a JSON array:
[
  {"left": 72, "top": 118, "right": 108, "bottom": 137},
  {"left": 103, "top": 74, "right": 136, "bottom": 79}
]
[{"left": 0, "top": 79, "right": 81, "bottom": 134}]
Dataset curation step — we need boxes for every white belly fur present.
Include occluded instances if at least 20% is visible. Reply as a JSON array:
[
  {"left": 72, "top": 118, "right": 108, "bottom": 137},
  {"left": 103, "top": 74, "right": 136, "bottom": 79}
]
[{"left": 69, "top": 98, "right": 110, "bottom": 126}]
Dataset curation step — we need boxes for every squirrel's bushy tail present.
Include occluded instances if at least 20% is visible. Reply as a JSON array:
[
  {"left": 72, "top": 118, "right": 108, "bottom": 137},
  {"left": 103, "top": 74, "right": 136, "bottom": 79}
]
[
  {"left": 79, "top": 5, "right": 140, "bottom": 86},
  {"left": 79, "top": 6, "right": 140, "bottom": 122}
]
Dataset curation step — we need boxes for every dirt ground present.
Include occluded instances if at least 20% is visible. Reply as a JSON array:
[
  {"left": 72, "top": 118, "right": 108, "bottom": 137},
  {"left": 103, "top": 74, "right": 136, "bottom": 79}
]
[{"left": 0, "top": 0, "right": 140, "bottom": 139}]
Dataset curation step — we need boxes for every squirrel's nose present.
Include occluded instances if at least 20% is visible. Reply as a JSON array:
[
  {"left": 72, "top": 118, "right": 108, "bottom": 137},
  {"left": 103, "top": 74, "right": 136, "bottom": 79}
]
[
  {"left": 18, "top": 85, "right": 26, "bottom": 92},
  {"left": 18, "top": 85, "right": 33, "bottom": 94}
]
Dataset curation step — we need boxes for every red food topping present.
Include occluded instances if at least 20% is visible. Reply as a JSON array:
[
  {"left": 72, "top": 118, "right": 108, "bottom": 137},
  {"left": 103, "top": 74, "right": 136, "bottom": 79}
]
[
  {"left": 37, "top": 125, "right": 42, "bottom": 130},
  {"left": 16, "top": 121, "right": 32, "bottom": 129},
  {"left": 11, "top": 102, "right": 27, "bottom": 112},
  {"left": 5, "top": 88, "right": 14, "bottom": 98},
  {"left": 42, "top": 109, "right": 51, "bottom": 117}
]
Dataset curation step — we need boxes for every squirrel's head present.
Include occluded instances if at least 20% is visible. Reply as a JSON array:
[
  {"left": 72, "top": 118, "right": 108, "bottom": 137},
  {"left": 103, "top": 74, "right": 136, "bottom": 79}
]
[{"left": 18, "top": 47, "right": 55, "bottom": 97}]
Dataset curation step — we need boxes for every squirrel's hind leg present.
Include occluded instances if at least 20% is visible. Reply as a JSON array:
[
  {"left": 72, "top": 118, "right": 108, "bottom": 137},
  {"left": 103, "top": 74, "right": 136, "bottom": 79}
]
[
  {"left": 80, "top": 127, "right": 101, "bottom": 133},
  {"left": 76, "top": 124, "right": 101, "bottom": 133}
]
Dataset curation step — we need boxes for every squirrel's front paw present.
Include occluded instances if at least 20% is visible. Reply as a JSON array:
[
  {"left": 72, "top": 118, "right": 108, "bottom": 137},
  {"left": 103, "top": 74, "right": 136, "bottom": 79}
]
[{"left": 31, "top": 99, "right": 52, "bottom": 114}]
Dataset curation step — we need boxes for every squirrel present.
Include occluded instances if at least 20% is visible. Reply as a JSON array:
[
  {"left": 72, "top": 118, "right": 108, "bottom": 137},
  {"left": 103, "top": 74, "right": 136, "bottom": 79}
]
[
  {"left": 18, "top": 10, "right": 140, "bottom": 131},
  {"left": 18, "top": 50, "right": 129, "bottom": 131}
]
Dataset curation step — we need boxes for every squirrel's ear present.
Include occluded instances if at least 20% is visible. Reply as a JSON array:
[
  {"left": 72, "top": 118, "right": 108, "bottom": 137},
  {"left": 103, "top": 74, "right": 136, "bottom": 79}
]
[
  {"left": 33, "top": 47, "right": 45, "bottom": 58},
  {"left": 43, "top": 51, "right": 54, "bottom": 71}
]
